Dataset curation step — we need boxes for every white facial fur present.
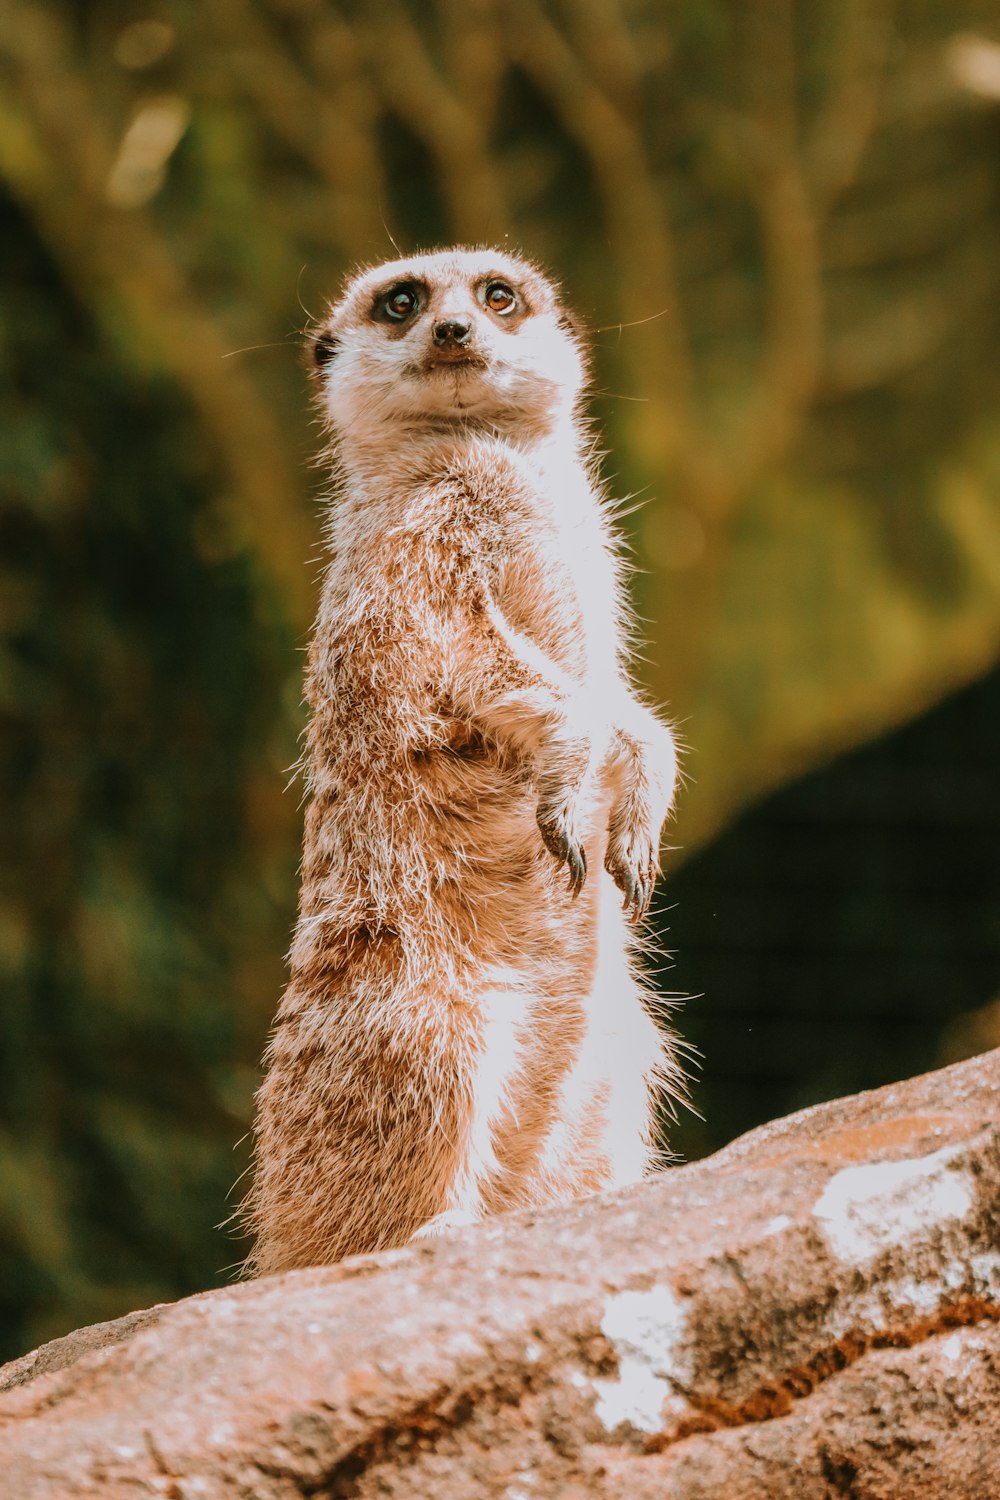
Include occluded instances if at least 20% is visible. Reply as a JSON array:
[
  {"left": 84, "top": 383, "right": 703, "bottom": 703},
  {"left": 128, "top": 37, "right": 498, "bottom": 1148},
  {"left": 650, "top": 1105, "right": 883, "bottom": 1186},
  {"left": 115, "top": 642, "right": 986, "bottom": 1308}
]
[{"left": 311, "top": 248, "right": 586, "bottom": 448}]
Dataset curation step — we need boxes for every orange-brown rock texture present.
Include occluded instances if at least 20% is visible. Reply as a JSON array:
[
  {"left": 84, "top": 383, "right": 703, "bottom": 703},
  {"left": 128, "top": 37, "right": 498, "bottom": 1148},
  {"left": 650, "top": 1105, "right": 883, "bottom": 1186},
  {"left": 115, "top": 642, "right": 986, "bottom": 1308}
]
[{"left": 1, "top": 1049, "right": 998, "bottom": 1499}]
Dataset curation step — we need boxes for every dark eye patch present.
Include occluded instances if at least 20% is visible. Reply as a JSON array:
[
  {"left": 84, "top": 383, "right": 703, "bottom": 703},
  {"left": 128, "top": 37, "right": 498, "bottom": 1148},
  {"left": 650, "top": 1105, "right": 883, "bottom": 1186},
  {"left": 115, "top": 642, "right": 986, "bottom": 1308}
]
[{"left": 372, "top": 280, "right": 426, "bottom": 324}]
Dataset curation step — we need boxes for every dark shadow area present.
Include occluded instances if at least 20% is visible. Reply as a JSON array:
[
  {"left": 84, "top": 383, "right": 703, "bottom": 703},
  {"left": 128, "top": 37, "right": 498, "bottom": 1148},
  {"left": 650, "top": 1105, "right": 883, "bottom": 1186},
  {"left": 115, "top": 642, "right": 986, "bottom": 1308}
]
[{"left": 662, "top": 662, "right": 1000, "bottom": 1162}]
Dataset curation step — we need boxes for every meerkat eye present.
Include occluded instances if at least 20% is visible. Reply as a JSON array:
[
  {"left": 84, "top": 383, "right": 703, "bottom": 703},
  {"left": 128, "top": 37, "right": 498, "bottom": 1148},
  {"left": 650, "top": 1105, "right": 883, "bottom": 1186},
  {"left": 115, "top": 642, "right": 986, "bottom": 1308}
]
[
  {"left": 484, "top": 282, "right": 517, "bottom": 315},
  {"left": 381, "top": 284, "right": 420, "bottom": 322}
]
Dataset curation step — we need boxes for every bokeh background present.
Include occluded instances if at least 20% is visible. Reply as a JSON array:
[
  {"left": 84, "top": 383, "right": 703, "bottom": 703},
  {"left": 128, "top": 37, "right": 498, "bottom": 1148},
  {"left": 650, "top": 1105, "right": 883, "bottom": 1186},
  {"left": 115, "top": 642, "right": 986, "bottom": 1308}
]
[{"left": 3, "top": 0, "right": 1000, "bottom": 1362}]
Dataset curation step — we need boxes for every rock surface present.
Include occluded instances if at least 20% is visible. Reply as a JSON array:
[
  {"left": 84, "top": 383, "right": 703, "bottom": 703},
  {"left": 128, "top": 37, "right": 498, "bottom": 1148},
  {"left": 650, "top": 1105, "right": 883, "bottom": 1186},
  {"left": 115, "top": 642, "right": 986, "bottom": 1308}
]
[{"left": 1, "top": 1050, "right": 998, "bottom": 1498}]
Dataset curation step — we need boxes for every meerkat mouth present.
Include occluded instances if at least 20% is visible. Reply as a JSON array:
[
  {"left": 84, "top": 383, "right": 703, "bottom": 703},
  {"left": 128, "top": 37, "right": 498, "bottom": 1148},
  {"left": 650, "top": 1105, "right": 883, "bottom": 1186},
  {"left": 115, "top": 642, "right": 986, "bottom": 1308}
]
[
  {"left": 416, "top": 352, "right": 489, "bottom": 376},
  {"left": 428, "top": 362, "right": 481, "bottom": 373},
  {"left": 402, "top": 351, "right": 503, "bottom": 415}
]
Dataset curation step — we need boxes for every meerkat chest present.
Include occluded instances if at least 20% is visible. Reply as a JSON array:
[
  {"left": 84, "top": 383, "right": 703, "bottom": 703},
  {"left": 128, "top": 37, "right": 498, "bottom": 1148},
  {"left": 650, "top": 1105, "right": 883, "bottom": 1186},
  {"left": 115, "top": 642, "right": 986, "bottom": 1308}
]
[
  {"left": 321, "top": 449, "right": 621, "bottom": 696},
  {"left": 496, "top": 481, "right": 622, "bottom": 685}
]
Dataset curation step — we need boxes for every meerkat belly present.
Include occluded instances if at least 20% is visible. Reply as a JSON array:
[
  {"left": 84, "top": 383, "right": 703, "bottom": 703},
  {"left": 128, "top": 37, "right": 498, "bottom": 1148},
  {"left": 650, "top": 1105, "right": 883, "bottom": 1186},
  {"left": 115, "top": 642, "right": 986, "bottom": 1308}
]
[{"left": 409, "top": 732, "right": 587, "bottom": 951}]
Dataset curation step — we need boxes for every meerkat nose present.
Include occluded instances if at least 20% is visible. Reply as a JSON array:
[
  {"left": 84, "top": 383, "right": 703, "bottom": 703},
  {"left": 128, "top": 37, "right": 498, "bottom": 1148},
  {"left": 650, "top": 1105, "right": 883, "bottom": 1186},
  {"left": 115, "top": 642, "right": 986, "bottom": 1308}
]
[{"left": 433, "top": 318, "right": 472, "bottom": 347}]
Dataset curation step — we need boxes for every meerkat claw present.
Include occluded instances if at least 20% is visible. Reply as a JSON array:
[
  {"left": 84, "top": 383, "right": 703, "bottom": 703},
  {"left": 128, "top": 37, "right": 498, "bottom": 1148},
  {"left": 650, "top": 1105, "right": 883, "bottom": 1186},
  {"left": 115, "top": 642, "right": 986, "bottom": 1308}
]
[
  {"left": 536, "top": 804, "right": 588, "bottom": 896},
  {"left": 606, "top": 842, "right": 658, "bottom": 923},
  {"left": 617, "top": 865, "right": 637, "bottom": 913},
  {"left": 567, "top": 841, "right": 587, "bottom": 896},
  {"left": 634, "top": 862, "right": 660, "bottom": 923}
]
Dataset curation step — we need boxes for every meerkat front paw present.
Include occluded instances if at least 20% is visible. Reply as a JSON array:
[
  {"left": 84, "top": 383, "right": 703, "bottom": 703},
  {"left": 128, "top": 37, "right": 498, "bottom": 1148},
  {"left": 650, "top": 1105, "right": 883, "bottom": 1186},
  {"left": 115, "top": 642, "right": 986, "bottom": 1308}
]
[
  {"left": 536, "top": 786, "right": 588, "bottom": 896},
  {"left": 603, "top": 720, "right": 674, "bottom": 921},
  {"left": 605, "top": 823, "right": 659, "bottom": 922}
]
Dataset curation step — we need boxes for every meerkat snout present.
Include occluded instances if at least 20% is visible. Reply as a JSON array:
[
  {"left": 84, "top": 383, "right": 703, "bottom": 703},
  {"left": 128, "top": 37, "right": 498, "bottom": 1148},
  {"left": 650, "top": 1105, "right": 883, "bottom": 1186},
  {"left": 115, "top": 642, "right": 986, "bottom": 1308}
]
[{"left": 432, "top": 317, "right": 472, "bottom": 348}]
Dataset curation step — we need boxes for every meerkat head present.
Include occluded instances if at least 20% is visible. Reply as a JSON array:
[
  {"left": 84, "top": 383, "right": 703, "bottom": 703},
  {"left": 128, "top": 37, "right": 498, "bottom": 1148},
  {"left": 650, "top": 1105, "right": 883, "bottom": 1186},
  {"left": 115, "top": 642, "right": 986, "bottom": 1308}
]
[{"left": 309, "top": 247, "right": 586, "bottom": 449}]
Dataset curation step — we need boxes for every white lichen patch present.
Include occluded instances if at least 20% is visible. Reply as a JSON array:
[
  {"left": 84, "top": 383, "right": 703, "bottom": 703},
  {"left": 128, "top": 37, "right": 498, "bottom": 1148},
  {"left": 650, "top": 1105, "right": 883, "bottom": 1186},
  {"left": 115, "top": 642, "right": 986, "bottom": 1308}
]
[
  {"left": 937, "top": 1330, "right": 967, "bottom": 1363},
  {"left": 814, "top": 1146, "right": 974, "bottom": 1266},
  {"left": 592, "top": 1285, "right": 691, "bottom": 1434},
  {"left": 969, "top": 1250, "right": 1000, "bottom": 1294},
  {"left": 890, "top": 1273, "right": 947, "bottom": 1314},
  {"left": 503, "top": 1479, "right": 536, "bottom": 1500},
  {"left": 444, "top": 1330, "right": 481, "bottom": 1357}
]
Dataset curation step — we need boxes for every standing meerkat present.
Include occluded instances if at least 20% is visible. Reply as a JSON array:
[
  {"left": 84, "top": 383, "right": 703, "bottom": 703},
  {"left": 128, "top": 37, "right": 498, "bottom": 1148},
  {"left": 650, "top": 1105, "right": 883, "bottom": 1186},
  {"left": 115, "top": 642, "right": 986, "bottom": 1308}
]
[{"left": 245, "top": 247, "right": 682, "bottom": 1275}]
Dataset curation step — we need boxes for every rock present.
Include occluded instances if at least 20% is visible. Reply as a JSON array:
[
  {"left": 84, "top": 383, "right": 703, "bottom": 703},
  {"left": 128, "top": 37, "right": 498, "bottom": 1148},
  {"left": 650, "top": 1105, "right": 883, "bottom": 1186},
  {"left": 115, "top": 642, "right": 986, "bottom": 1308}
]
[{"left": 0, "top": 1049, "right": 998, "bottom": 1499}]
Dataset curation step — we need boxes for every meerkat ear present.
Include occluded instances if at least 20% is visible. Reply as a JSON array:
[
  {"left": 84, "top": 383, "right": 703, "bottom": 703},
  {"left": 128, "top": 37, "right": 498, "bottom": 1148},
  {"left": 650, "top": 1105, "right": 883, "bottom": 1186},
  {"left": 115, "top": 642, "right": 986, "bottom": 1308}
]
[
  {"left": 558, "top": 308, "right": 588, "bottom": 345},
  {"left": 311, "top": 330, "right": 341, "bottom": 368}
]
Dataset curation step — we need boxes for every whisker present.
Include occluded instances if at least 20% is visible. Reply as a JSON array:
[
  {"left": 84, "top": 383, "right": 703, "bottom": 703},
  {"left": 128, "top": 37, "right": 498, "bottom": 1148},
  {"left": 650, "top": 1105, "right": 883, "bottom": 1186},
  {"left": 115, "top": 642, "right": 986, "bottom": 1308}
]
[
  {"left": 296, "top": 264, "right": 316, "bottom": 322},
  {"left": 377, "top": 193, "right": 403, "bottom": 258},
  {"left": 590, "top": 385, "right": 650, "bottom": 403},
  {"left": 589, "top": 305, "right": 673, "bottom": 335},
  {"left": 222, "top": 341, "right": 294, "bottom": 360}
]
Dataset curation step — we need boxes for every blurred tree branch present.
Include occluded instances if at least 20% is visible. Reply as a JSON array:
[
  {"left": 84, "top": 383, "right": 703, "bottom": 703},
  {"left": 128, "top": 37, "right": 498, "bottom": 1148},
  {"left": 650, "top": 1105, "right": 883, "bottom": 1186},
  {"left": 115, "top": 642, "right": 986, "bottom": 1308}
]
[
  {"left": 205, "top": 0, "right": 387, "bottom": 253},
  {"left": 805, "top": 0, "right": 891, "bottom": 219},
  {"left": 504, "top": 0, "right": 716, "bottom": 499},
  {"left": 360, "top": 0, "right": 511, "bottom": 242}
]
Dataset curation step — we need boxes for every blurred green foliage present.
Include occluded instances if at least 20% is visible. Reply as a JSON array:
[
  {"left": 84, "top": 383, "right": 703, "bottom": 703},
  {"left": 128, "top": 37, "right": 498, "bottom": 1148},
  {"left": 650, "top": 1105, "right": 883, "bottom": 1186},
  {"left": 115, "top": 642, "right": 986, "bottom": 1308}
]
[
  {"left": 0, "top": 187, "right": 299, "bottom": 1351},
  {"left": 1, "top": 0, "right": 1000, "bottom": 1359}
]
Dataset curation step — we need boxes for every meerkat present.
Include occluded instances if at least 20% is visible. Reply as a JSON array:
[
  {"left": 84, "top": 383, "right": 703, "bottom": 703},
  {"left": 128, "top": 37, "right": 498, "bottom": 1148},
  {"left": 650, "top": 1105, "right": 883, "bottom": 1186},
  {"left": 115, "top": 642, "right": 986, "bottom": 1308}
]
[{"left": 244, "top": 247, "right": 682, "bottom": 1275}]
